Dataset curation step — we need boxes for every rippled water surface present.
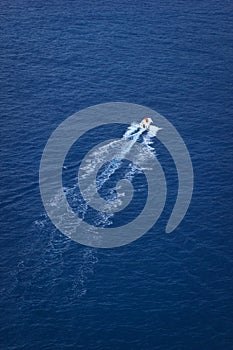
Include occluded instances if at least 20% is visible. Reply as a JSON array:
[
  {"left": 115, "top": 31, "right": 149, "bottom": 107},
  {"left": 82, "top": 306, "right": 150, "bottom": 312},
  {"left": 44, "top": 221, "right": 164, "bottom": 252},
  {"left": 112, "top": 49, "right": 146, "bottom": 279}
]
[{"left": 1, "top": 1, "right": 233, "bottom": 349}]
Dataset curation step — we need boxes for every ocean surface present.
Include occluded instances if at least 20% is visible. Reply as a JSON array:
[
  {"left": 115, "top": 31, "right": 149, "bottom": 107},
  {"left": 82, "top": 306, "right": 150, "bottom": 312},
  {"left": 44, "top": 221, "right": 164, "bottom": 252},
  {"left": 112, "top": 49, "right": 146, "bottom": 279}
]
[{"left": 1, "top": 1, "right": 233, "bottom": 349}]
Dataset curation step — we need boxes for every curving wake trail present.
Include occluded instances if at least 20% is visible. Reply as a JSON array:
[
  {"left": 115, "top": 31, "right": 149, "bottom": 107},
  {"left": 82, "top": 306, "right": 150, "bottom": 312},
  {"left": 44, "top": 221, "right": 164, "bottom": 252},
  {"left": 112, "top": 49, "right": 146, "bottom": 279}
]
[{"left": 34, "top": 122, "right": 159, "bottom": 296}]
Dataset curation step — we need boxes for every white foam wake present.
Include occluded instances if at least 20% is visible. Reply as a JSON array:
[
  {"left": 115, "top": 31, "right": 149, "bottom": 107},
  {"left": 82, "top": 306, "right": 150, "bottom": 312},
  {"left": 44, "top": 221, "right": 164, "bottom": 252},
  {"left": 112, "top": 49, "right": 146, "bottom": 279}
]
[{"left": 33, "top": 122, "right": 159, "bottom": 295}]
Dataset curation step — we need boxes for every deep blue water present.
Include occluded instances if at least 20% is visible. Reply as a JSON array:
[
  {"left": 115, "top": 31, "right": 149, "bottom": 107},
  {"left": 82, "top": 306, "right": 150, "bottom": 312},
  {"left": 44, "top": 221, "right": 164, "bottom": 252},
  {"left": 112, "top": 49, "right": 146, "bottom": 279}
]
[{"left": 1, "top": 1, "right": 233, "bottom": 349}]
